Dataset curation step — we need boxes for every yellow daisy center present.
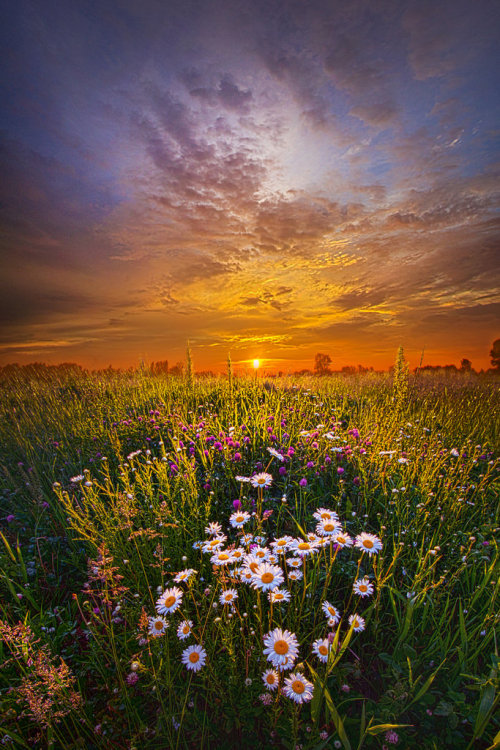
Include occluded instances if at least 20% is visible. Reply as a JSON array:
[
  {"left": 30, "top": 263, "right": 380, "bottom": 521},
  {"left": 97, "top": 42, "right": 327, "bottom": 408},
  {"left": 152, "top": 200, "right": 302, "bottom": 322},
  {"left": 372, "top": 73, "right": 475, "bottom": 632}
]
[
  {"left": 225, "top": 593, "right": 233, "bottom": 601},
  {"left": 359, "top": 584, "right": 367, "bottom": 592},
  {"left": 218, "top": 553, "right": 229, "bottom": 560},
  {"left": 261, "top": 572, "right": 274, "bottom": 584},
  {"left": 324, "top": 523, "right": 335, "bottom": 532},
  {"left": 164, "top": 595, "right": 176, "bottom": 608},
  {"left": 236, "top": 515, "right": 244, "bottom": 522},
  {"left": 319, "top": 645, "right": 328, "bottom": 655},
  {"left": 249, "top": 562, "right": 259, "bottom": 573},
  {"left": 352, "top": 618, "right": 359, "bottom": 627},
  {"left": 277, "top": 540, "right": 286, "bottom": 547},
  {"left": 274, "top": 640, "right": 289, "bottom": 655},
  {"left": 189, "top": 652, "right": 199, "bottom": 663},
  {"left": 363, "top": 539, "right": 374, "bottom": 549},
  {"left": 266, "top": 674, "right": 276, "bottom": 684},
  {"left": 182, "top": 625, "right": 189, "bottom": 633},
  {"left": 337, "top": 536, "right": 345, "bottom": 544},
  {"left": 257, "top": 478, "right": 266, "bottom": 484},
  {"left": 154, "top": 621, "right": 163, "bottom": 630},
  {"left": 292, "top": 680, "right": 305, "bottom": 694},
  {"left": 328, "top": 606, "right": 336, "bottom": 616},
  {"left": 274, "top": 593, "right": 283, "bottom": 600},
  {"left": 320, "top": 513, "right": 330, "bottom": 519},
  {"left": 298, "top": 542, "right": 310, "bottom": 550}
]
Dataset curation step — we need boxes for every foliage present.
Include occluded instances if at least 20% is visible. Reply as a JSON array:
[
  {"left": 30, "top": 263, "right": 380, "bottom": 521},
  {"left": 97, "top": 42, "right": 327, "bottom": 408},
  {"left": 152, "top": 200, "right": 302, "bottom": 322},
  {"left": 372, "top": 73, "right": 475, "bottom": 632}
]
[{"left": 0, "top": 369, "right": 498, "bottom": 748}]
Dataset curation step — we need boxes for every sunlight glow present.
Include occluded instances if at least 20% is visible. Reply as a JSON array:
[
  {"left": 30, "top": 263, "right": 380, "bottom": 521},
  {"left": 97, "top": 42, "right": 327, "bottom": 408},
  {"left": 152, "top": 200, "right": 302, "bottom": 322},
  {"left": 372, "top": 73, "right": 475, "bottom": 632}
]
[{"left": 253, "top": 359, "right": 260, "bottom": 369}]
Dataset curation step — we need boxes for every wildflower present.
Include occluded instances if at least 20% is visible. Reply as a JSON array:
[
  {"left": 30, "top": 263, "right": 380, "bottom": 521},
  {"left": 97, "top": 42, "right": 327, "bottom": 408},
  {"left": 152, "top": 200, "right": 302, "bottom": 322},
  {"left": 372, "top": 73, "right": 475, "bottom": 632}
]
[
  {"left": 312, "top": 638, "right": 330, "bottom": 663},
  {"left": 229, "top": 510, "right": 251, "bottom": 528},
  {"left": 202, "top": 536, "right": 227, "bottom": 553},
  {"left": 268, "top": 588, "right": 291, "bottom": 604},
  {"left": 316, "top": 519, "right": 341, "bottom": 536},
  {"left": 289, "top": 538, "right": 318, "bottom": 557},
  {"left": 251, "top": 563, "right": 285, "bottom": 592},
  {"left": 253, "top": 546, "right": 269, "bottom": 561},
  {"left": 127, "top": 671, "right": 139, "bottom": 686},
  {"left": 320, "top": 731, "right": 328, "bottom": 741},
  {"left": 174, "top": 569, "right": 197, "bottom": 583},
  {"left": 260, "top": 692, "right": 273, "bottom": 704},
  {"left": 240, "top": 568, "right": 254, "bottom": 583},
  {"left": 353, "top": 578, "right": 374, "bottom": 597},
  {"left": 251, "top": 472, "right": 273, "bottom": 488},
  {"left": 181, "top": 644, "right": 207, "bottom": 672},
  {"left": 177, "top": 620, "right": 193, "bottom": 640},
  {"left": 219, "top": 589, "right": 238, "bottom": 605},
  {"left": 241, "top": 533, "right": 253, "bottom": 545},
  {"left": 243, "top": 554, "right": 264, "bottom": 574},
  {"left": 348, "top": 614, "right": 365, "bottom": 632},
  {"left": 211, "top": 550, "right": 234, "bottom": 566},
  {"left": 355, "top": 532, "right": 382, "bottom": 556},
  {"left": 205, "top": 521, "right": 223, "bottom": 536},
  {"left": 332, "top": 530, "right": 353, "bottom": 548},
  {"left": 262, "top": 668, "right": 279, "bottom": 691},
  {"left": 385, "top": 729, "right": 399, "bottom": 744},
  {"left": 283, "top": 672, "right": 314, "bottom": 704},
  {"left": 263, "top": 627, "right": 299, "bottom": 668},
  {"left": 156, "top": 587, "right": 183, "bottom": 615},
  {"left": 271, "top": 536, "right": 293, "bottom": 553},
  {"left": 235, "top": 475, "right": 251, "bottom": 483},
  {"left": 299, "top": 478, "right": 307, "bottom": 487},
  {"left": 148, "top": 616, "right": 169, "bottom": 637},
  {"left": 267, "top": 447, "right": 284, "bottom": 461},
  {"left": 287, "top": 557, "right": 302, "bottom": 568},
  {"left": 267, "top": 553, "right": 279, "bottom": 564},
  {"left": 322, "top": 602, "right": 340, "bottom": 623},
  {"left": 288, "top": 569, "right": 303, "bottom": 581},
  {"left": 70, "top": 475, "right": 84, "bottom": 483},
  {"left": 230, "top": 548, "right": 246, "bottom": 562}
]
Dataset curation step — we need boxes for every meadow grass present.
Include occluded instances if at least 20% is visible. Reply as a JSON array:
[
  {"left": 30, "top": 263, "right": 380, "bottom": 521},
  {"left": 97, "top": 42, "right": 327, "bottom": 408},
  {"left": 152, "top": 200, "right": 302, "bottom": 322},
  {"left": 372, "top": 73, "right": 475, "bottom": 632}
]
[{"left": 0, "top": 371, "right": 498, "bottom": 749}]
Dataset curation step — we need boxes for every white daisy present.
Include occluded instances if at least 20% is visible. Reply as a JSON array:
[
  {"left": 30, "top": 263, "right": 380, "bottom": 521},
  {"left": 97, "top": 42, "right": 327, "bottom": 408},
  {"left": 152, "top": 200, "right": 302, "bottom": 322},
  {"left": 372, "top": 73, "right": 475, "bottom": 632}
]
[
  {"left": 205, "top": 521, "right": 222, "bottom": 537},
  {"left": 211, "top": 550, "right": 234, "bottom": 566},
  {"left": 316, "top": 519, "right": 342, "bottom": 536},
  {"left": 286, "top": 557, "right": 302, "bottom": 569},
  {"left": 229, "top": 510, "right": 251, "bottom": 528},
  {"left": 243, "top": 553, "right": 263, "bottom": 574},
  {"left": 288, "top": 538, "right": 318, "bottom": 557},
  {"left": 332, "top": 531, "right": 353, "bottom": 548},
  {"left": 267, "top": 447, "right": 284, "bottom": 462},
  {"left": 70, "top": 474, "right": 84, "bottom": 483},
  {"left": 181, "top": 644, "right": 207, "bottom": 672},
  {"left": 267, "top": 553, "right": 279, "bottom": 565},
  {"left": 313, "top": 507, "right": 339, "bottom": 523},
  {"left": 268, "top": 588, "right": 291, "bottom": 604},
  {"left": 355, "top": 532, "right": 382, "bottom": 556},
  {"left": 202, "top": 537, "right": 226, "bottom": 554},
  {"left": 312, "top": 638, "right": 330, "bottom": 663},
  {"left": 176, "top": 620, "right": 193, "bottom": 640},
  {"left": 348, "top": 614, "right": 366, "bottom": 632},
  {"left": 287, "top": 569, "right": 303, "bottom": 581},
  {"left": 219, "top": 588, "right": 238, "bottom": 605},
  {"left": 235, "top": 475, "right": 251, "bottom": 483},
  {"left": 353, "top": 578, "right": 374, "bottom": 597},
  {"left": 250, "top": 472, "right": 273, "bottom": 488},
  {"left": 148, "top": 616, "right": 169, "bottom": 637},
  {"left": 283, "top": 672, "right": 314, "bottom": 703},
  {"left": 263, "top": 628, "right": 299, "bottom": 668},
  {"left": 262, "top": 668, "right": 279, "bottom": 691},
  {"left": 322, "top": 602, "right": 340, "bottom": 623},
  {"left": 156, "top": 587, "right": 183, "bottom": 615},
  {"left": 240, "top": 568, "right": 254, "bottom": 583},
  {"left": 230, "top": 547, "right": 246, "bottom": 562},
  {"left": 241, "top": 533, "right": 253, "bottom": 545},
  {"left": 173, "top": 568, "right": 197, "bottom": 583},
  {"left": 251, "top": 563, "right": 285, "bottom": 592},
  {"left": 252, "top": 546, "right": 269, "bottom": 561},
  {"left": 270, "top": 536, "right": 293, "bottom": 553}
]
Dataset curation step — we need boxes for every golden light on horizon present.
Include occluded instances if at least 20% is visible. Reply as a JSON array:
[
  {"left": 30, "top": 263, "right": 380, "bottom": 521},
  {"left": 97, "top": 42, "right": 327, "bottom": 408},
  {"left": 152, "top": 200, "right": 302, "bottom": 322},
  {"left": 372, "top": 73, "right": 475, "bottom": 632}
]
[{"left": 253, "top": 359, "right": 260, "bottom": 369}]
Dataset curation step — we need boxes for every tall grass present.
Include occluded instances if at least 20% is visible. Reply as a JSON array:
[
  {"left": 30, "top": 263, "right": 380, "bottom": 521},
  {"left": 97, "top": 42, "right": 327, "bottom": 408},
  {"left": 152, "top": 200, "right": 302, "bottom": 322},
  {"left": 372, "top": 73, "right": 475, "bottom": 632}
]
[{"left": 0, "top": 371, "right": 498, "bottom": 748}]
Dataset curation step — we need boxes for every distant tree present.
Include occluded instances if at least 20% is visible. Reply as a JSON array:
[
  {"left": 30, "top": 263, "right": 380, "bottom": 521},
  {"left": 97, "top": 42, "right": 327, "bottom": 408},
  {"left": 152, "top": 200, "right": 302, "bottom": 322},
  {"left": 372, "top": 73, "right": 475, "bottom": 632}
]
[
  {"left": 186, "top": 342, "right": 194, "bottom": 388},
  {"left": 150, "top": 360, "right": 169, "bottom": 375},
  {"left": 169, "top": 362, "right": 184, "bottom": 376},
  {"left": 490, "top": 339, "right": 500, "bottom": 370},
  {"left": 314, "top": 353, "right": 332, "bottom": 375},
  {"left": 460, "top": 358, "right": 472, "bottom": 372}
]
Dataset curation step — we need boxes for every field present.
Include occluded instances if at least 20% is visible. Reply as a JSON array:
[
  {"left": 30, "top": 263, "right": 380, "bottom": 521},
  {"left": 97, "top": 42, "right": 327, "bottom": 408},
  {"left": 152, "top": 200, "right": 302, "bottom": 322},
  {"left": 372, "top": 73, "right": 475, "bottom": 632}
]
[{"left": 0, "top": 370, "right": 498, "bottom": 749}]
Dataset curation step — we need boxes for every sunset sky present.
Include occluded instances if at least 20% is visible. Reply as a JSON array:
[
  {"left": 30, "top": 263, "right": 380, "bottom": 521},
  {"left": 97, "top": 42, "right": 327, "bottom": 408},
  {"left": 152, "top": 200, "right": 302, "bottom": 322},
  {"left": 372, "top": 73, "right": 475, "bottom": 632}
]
[{"left": 1, "top": 0, "right": 499, "bottom": 372}]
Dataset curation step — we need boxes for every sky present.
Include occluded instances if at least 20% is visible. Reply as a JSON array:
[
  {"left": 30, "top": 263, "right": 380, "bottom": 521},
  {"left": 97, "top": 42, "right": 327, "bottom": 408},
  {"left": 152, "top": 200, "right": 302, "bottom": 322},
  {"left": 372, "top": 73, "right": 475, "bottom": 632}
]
[{"left": 1, "top": 0, "right": 499, "bottom": 372}]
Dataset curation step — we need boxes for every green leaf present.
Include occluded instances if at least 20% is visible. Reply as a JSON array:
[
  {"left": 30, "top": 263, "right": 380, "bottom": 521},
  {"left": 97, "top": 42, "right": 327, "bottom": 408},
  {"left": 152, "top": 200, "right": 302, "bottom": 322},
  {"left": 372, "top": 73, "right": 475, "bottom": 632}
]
[{"left": 366, "top": 723, "right": 412, "bottom": 736}]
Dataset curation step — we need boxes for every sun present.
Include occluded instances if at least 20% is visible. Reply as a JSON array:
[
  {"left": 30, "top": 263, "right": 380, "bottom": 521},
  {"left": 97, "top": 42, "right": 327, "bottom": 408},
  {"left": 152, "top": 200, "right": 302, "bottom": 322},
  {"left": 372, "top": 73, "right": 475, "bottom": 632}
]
[{"left": 253, "top": 359, "right": 260, "bottom": 369}]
